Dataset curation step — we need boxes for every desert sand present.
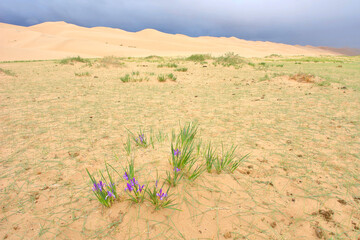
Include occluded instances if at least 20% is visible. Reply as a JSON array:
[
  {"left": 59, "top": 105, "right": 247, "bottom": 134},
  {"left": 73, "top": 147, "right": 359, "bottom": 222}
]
[{"left": 0, "top": 21, "right": 346, "bottom": 61}]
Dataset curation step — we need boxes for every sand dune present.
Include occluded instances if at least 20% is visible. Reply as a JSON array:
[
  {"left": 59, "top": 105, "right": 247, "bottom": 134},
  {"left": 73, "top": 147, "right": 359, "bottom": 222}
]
[{"left": 0, "top": 21, "right": 348, "bottom": 61}]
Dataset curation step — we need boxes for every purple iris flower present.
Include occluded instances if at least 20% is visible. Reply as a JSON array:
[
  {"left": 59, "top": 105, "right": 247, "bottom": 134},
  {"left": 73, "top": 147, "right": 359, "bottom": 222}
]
[
  {"left": 92, "top": 183, "right": 98, "bottom": 192},
  {"left": 156, "top": 188, "right": 168, "bottom": 200},
  {"left": 155, "top": 180, "right": 158, "bottom": 188},
  {"left": 174, "top": 167, "right": 181, "bottom": 172},
  {"left": 123, "top": 172, "right": 129, "bottom": 181},
  {"left": 173, "top": 149, "right": 180, "bottom": 157},
  {"left": 97, "top": 181, "right": 106, "bottom": 192},
  {"left": 130, "top": 177, "right": 138, "bottom": 186},
  {"left": 138, "top": 184, "right": 145, "bottom": 193},
  {"left": 136, "top": 134, "right": 144, "bottom": 144},
  {"left": 106, "top": 191, "right": 115, "bottom": 199},
  {"left": 125, "top": 182, "right": 133, "bottom": 192}
]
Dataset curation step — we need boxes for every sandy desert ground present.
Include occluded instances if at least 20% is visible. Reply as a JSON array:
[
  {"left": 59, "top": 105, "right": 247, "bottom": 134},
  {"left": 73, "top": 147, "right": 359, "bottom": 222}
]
[{"left": 0, "top": 22, "right": 360, "bottom": 240}]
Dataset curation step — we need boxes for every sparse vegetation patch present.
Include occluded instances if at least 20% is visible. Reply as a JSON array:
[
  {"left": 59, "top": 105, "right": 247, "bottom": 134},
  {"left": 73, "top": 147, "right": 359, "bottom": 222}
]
[
  {"left": 97, "top": 56, "right": 125, "bottom": 67},
  {"left": 175, "top": 67, "right": 188, "bottom": 72},
  {"left": 59, "top": 56, "right": 90, "bottom": 64},
  {"left": 213, "top": 52, "right": 245, "bottom": 68},
  {"left": 0, "top": 67, "right": 16, "bottom": 76},
  {"left": 186, "top": 54, "right": 212, "bottom": 62}
]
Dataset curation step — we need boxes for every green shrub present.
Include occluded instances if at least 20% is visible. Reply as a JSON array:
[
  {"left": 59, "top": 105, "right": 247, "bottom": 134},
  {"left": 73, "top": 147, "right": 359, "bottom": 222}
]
[
  {"left": 60, "top": 56, "right": 90, "bottom": 64},
  {"left": 120, "top": 74, "right": 131, "bottom": 82},
  {"left": 214, "top": 52, "right": 245, "bottom": 68},
  {"left": 167, "top": 73, "right": 177, "bottom": 81},
  {"left": 186, "top": 54, "right": 212, "bottom": 62},
  {"left": 158, "top": 74, "right": 166, "bottom": 82}
]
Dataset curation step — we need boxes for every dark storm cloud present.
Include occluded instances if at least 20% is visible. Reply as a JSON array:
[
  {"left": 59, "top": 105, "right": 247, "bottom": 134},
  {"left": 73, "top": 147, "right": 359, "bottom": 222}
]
[{"left": 0, "top": 0, "right": 359, "bottom": 48}]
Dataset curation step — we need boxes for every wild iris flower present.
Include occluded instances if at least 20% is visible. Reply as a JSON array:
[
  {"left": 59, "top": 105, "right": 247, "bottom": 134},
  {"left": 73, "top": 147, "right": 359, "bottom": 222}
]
[
  {"left": 86, "top": 168, "right": 117, "bottom": 208},
  {"left": 136, "top": 134, "right": 145, "bottom": 144},
  {"left": 125, "top": 177, "right": 143, "bottom": 192},
  {"left": 124, "top": 176, "right": 146, "bottom": 203},
  {"left": 106, "top": 191, "right": 115, "bottom": 199},
  {"left": 98, "top": 181, "right": 106, "bottom": 191},
  {"left": 138, "top": 184, "right": 145, "bottom": 192},
  {"left": 123, "top": 172, "right": 129, "bottom": 181},
  {"left": 157, "top": 188, "right": 168, "bottom": 200},
  {"left": 173, "top": 149, "right": 181, "bottom": 157},
  {"left": 125, "top": 182, "right": 133, "bottom": 192},
  {"left": 174, "top": 167, "right": 181, "bottom": 172},
  {"left": 92, "top": 183, "right": 98, "bottom": 191},
  {"left": 92, "top": 181, "right": 106, "bottom": 192},
  {"left": 130, "top": 177, "right": 138, "bottom": 186}
]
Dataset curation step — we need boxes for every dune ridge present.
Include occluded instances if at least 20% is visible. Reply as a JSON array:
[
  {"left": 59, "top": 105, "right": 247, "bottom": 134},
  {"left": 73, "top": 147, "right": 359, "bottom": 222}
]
[{"left": 0, "top": 21, "right": 349, "bottom": 61}]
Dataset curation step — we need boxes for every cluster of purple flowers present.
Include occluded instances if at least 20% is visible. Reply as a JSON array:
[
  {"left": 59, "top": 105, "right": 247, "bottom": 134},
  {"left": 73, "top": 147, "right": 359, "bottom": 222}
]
[
  {"left": 123, "top": 172, "right": 144, "bottom": 193},
  {"left": 92, "top": 181, "right": 105, "bottom": 192},
  {"left": 136, "top": 134, "right": 145, "bottom": 144},
  {"left": 173, "top": 148, "right": 181, "bottom": 157},
  {"left": 92, "top": 180, "right": 116, "bottom": 200}
]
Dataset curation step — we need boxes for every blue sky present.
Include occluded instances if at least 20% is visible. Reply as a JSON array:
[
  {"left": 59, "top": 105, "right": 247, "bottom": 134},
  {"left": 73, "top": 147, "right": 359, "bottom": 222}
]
[{"left": 1, "top": 0, "right": 359, "bottom": 48}]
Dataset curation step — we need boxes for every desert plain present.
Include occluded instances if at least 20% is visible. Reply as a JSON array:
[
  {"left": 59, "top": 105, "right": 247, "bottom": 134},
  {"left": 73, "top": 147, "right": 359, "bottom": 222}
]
[{"left": 0, "top": 22, "right": 360, "bottom": 240}]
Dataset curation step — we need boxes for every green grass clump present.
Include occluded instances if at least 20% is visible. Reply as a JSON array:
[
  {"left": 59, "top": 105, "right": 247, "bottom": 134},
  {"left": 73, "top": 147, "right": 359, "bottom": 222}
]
[
  {"left": 158, "top": 74, "right": 166, "bottom": 82},
  {"left": 124, "top": 136, "right": 132, "bottom": 155},
  {"left": 86, "top": 165, "right": 118, "bottom": 208},
  {"left": 158, "top": 73, "right": 177, "bottom": 82},
  {"left": 157, "top": 63, "right": 178, "bottom": 68},
  {"left": 214, "top": 145, "right": 237, "bottom": 173},
  {"left": 147, "top": 180, "right": 177, "bottom": 210},
  {"left": 74, "top": 72, "right": 90, "bottom": 77},
  {"left": 59, "top": 56, "right": 90, "bottom": 64},
  {"left": 175, "top": 67, "right": 188, "bottom": 72},
  {"left": 165, "top": 167, "right": 183, "bottom": 187},
  {"left": 120, "top": 74, "right": 131, "bottom": 83},
  {"left": 186, "top": 54, "right": 212, "bottom": 62},
  {"left": 167, "top": 73, "right": 177, "bottom": 81},
  {"left": 169, "top": 122, "right": 205, "bottom": 182},
  {"left": 0, "top": 67, "right": 16, "bottom": 76},
  {"left": 120, "top": 73, "right": 148, "bottom": 83},
  {"left": 126, "top": 128, "right": 151, "bottom": 148},
  {"left": 204, "top": 143, "right": 248, "bottom": 174}
]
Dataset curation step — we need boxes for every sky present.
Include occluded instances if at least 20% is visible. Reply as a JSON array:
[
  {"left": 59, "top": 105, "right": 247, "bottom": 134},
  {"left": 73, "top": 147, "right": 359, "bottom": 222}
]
[{"left": 1, "top": 0, "right": 359, "bottom": 48}]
